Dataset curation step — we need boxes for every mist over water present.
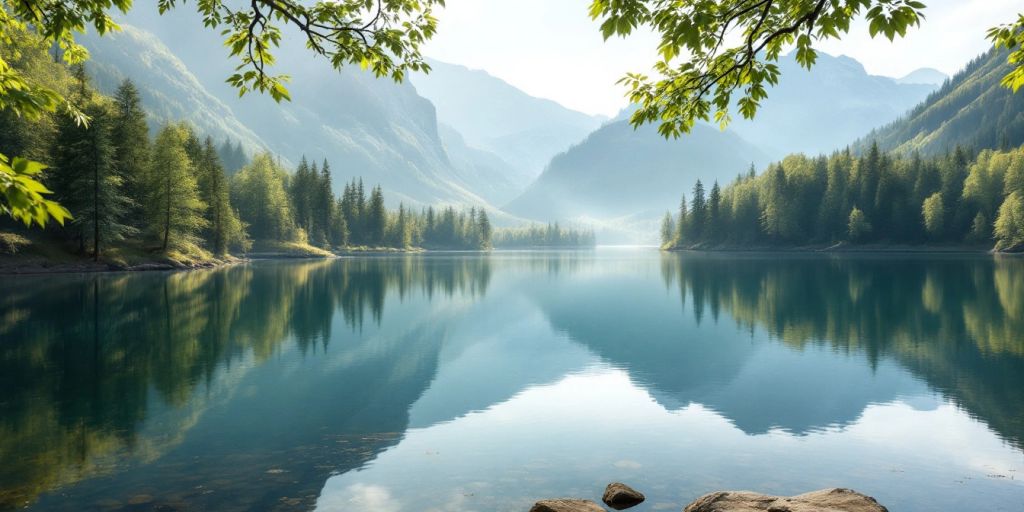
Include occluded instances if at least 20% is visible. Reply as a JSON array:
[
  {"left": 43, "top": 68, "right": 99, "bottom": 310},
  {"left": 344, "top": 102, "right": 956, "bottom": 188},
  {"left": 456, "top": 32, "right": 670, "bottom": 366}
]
[{"left": 2, "top": 251, "right": 1023, "bottom": 511}]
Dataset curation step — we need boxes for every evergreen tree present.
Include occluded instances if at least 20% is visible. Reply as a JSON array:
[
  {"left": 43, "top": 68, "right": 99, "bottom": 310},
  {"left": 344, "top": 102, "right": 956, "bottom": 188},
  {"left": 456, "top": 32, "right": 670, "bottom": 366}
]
[
  {"left": 53, "top": 101, "right": 135, "bottom": 259},
  {"left": 660, "top": 211, "right": 676, "bottom": 247},
  {"left": 690, "top": 180, "right": 707, "bottom": 240},
  {"left": 676, "top": 194, "right": 689, "bottom": 244},
  {"left": 708, "top": 181, "right": 722, "bottom": 241},
  {"left": 110, "top": 79, "right": 149, "bottom": 225},
  {"left": 477, "top": 209, "right": 492, "bottom": 249},
  {"left": 367, "top": 185, "right": 386, "bottom": 246}
]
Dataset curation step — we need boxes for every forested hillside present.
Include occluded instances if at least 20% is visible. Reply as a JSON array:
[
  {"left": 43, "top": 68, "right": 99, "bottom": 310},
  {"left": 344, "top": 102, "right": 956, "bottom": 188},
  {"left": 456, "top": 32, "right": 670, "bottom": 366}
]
[
  {"left": 861, "top": 49, "right": 1024, "bottom": 155},
  {"left": 660, "top": 144, "right": 1024, "bottom": 252},
  {"left": 95, "top": 5, "right": 492, "bottom": 208},
  {"left": 0, "top": 31, "right": 493, "bottom": 266}
]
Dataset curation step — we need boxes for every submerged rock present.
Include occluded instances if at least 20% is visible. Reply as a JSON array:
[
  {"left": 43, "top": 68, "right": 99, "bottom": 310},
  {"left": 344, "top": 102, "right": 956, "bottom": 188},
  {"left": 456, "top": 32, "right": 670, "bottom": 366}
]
[
  {"left": 602, "top": 482, "right": 645, "bottom": 510},
  {"left": 684, "top": 488, "right": 888, "bottom": 512},
  {"left": 529, "top": 498, "right": 606, "bottom": 512}
]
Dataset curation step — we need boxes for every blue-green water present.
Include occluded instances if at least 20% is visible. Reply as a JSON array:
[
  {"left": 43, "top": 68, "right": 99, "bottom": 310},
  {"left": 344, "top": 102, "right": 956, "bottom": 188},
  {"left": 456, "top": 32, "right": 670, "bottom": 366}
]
[{"left": 2, "top": 250, "right": 1023, "bottom": 511}]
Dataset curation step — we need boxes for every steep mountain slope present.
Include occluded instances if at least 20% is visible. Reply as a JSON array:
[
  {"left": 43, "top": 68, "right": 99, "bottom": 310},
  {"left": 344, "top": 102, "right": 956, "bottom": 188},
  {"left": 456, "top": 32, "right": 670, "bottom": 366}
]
[
  {"left": 438, "top": 125, "right": 522, "bottom": 205},
  {"left": 505, "top": 121, "right": 768, "bottom": 222},
  {"left": 93, "top": 6, "right": 490, "bottom": 208},
  {"left": 726, "top": 52, "right": 938, "bottom": 157},
  {"left": 860, "top": 50, "right": 1024, "bottom": 155},
  {"left": 411, "top": 59, "right": 606, "bottom": 181},
  {"left": 897, "top": 68, "right": 949, "bottom": 86},
  {"left": 81, "top": 27, "right": 267, "bottom": 157}
]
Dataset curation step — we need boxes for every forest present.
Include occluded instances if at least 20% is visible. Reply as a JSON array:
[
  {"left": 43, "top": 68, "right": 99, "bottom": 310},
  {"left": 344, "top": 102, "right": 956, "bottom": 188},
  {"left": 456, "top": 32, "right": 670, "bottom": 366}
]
[
  {"left": 660, "top": 143, "right": 1024, "bottom": 251},
  {"left": 0, "top": 30, "right": 494, "bottom": 261},
  {"left": 492, "top": 223, "right": 596, "bottom": 249}
]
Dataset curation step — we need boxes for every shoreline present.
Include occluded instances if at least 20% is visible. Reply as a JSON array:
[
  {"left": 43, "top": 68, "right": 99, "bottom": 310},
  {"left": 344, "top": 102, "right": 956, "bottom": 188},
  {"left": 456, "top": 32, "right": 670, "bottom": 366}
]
[{"left": 664, "top": 242, "right": 1018, "bottom": 255}]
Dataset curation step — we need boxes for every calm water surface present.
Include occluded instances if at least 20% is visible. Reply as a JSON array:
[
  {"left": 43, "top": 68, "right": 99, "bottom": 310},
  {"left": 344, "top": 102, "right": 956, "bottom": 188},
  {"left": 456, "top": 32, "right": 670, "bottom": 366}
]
[{"left": 2, "top": 249, "right": 1023, "bottom": 511}]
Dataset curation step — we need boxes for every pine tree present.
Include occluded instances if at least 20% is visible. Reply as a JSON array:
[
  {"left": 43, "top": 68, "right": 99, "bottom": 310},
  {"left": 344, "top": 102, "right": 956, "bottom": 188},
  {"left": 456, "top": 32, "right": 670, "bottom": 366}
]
[
  {"left": 708, "top": 181, "right": 722, "bottom": 241},
  {"left": 690, "top": 180, "right": 707, "bottom": 241},
  {"left": 110, "top": 79, "right": 150, "bottom": 226},
  {"left": 676, "top": 194, "right": 689, "bottom": 244},
  {"left": 477, "top": 209, "right": 492, "bottom": 249},
  {"left": 196, "top": 137, "right": 243, "bottom": 255},
  {"left": 367, "top": 185, "right": 386, "bottom": 246},
  {"left": 145, "top": 124, "right": 207, "bottom": 252},
  {"left": 660, "top": 211, "right": 676, "bottom": 247},
  {"left": 53, "top": 101, "right": 135, "bottom": 260}
]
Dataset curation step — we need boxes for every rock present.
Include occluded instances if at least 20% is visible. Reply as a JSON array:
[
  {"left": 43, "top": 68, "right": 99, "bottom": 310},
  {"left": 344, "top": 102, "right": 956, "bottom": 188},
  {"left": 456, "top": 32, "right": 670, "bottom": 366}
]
[
  {"left": 529, "top": 498, "right": 606, "bottom": 512},
  {"left": 684, "top": 488, "right": 888, "bottom": 512},
  {"left": 602, "top": 482, "right": 646, "bottom": 510}
]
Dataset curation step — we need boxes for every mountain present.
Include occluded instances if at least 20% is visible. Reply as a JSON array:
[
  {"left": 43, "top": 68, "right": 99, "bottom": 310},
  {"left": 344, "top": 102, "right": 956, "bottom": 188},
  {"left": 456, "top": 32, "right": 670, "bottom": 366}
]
[
  {"left": 82, "top": 27, "right": 268, "bottom": 158},
  {"left": 437, "top": 124, "right": 523, "bottom": 205},
  {"left": 725, "top": 52, "right": 939, "bottom": 157},
  {"left": 504, "top": 121, "right": 768, "bottom": 224},
  {"left": 897, "top": 68, "right": 949, "bottom": 86},
  {"left": 90, "top": 6, "right": 493, "bottom": 208},
  {"left": 859, "top": 49, "right": 1024, "bottom": 155},
  {"left": 411, "top": 59, "right": 606, "bottom": 182}
]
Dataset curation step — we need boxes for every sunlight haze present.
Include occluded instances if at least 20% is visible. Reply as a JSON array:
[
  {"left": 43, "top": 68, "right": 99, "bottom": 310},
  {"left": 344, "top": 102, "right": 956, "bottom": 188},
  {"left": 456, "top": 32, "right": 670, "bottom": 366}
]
[{"left": 427, "top": 0, "right": 1023, "bottom": 116}]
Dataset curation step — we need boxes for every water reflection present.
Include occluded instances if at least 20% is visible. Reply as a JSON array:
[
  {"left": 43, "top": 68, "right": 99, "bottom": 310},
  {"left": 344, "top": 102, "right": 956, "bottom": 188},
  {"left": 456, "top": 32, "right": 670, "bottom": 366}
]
[{"left": 0, "top": 251, "right": 1022, "bottom": 511}]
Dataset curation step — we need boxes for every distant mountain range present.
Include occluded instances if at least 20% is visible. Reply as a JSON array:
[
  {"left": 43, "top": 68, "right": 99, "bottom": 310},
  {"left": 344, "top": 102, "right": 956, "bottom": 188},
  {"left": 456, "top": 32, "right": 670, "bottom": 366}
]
[
  {"left": 505, "top": 52, "right": 942, "bottom": 228},
  {"left": 505, "top": 122, "right": 768, "bottom": 224},
  {"left": 411, "top": 60, "right": 607, "bottom": 184},
  {"left": 859, "top": 49, "right": 1024, "bottom": 155},
  {"left": 725, "top": 53, "right": 941, "bottom": 157}
]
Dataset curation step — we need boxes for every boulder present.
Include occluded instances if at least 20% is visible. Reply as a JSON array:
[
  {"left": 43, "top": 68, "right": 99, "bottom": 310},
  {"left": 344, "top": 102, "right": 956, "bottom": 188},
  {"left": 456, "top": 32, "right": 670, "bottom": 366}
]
[
  {"left": 684, "top": 488, "right": 888, "bottom": 512},
  {"left": 529, "top": 498, "right": 606, "bottom": 512},
  {"left": 602, "top": 482, "right": 645, "bottom": 510}
]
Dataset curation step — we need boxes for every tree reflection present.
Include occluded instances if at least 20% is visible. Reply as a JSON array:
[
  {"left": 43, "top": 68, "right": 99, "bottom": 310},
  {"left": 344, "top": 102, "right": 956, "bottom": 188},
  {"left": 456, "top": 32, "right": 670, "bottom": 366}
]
[
  {"left": 0, "top": 256, "right": 490, "bottom": 509},
  {"left": 659, "top": 253, "right": 1024, "bottom": 448}
]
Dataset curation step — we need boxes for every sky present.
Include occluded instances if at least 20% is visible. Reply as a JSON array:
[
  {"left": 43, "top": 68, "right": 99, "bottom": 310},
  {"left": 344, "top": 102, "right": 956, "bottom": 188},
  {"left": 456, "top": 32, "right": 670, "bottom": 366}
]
[{"left": 424, "top": 0, "right": 1022, "bottom": 117}]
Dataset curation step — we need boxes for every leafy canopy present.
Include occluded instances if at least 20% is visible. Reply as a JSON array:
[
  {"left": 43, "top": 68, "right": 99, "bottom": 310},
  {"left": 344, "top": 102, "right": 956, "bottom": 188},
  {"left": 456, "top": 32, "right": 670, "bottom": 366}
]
[{"left": 586, "top": 0, "right": 1024, "bottom": 138}]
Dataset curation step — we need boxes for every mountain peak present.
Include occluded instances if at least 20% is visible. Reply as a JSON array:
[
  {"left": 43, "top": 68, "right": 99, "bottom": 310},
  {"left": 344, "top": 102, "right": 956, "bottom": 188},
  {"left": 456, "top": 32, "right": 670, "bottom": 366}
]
[{"left": 895, "top": 68, "right": 949, "bottom": 86}]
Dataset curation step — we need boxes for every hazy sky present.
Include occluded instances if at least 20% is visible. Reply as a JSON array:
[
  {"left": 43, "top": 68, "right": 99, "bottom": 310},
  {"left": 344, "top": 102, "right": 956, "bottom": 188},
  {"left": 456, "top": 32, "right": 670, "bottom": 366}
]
[{"left": 425, "top": 0, "right": 1022, "bottom": 117}]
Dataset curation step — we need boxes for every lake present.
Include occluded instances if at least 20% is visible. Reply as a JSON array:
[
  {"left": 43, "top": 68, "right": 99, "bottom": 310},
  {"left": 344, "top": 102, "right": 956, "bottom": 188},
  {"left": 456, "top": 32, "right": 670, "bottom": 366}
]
[{"left": 1, "top": 249, "right": 1023, "bottom": 511}]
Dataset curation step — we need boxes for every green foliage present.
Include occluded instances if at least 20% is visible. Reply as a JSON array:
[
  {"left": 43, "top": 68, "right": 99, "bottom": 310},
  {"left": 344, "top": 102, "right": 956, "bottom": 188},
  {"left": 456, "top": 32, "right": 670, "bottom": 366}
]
[
  {"left": 52, "top": 99, "right": 136, "bottom": 259},
  {"left": 922, "top": 192, "right": 945, "bottom": 238},
  {"left": 231, "top": 152, "right": 294, "bottom": 243},
  {"left": 590, "top": 0, "right": 928, "bottom": 138},
  {"left": 848, "top": 206, "right": 871, "bottom": 242},
  {"left": 663, "top": 145, "right": 1024, "bottom": 250},
  {"left": 0, "top": 154, "right": 70, "bottom": 227},
  {"left": 995, "top": 191, "right": 1024, "bottom": 250},
  {"left": 660, "top": 211, "right": 676, "bottom": 247},
  {"left": 0, "top": 0, "right": 442, "bottom": 227},
  {"left": 145, "top": 124, "right": 207, "bottom": 251},
  {"left": 493, "top": 223, "right": 596, "bottom": 249}
]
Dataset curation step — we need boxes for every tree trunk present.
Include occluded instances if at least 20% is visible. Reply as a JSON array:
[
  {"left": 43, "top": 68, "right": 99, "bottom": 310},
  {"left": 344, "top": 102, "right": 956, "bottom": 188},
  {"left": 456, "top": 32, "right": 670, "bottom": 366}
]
[
  {"left": 162, "top": 173, "right": 170, "bottom": 251},
  {"left": 93, "top": 134, "right": 100, "bottom": 262}
]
